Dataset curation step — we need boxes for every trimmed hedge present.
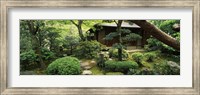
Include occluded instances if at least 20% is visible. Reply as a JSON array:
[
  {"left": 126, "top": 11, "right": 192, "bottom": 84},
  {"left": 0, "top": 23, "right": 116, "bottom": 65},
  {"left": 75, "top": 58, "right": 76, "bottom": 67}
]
[
  {"left": 108, "top": 48, "right": 129, "bottom": 60},
  {"left": 144, "top": 52, "right": 157, "bottom": 62},
  {"left": 75, "top": 41, "right": 101, "bottom": 59},
  {"left": 132, "top": 52, "right": 143, "bottom": 63},
  {"left": 46, "top": 56, "right": 81, "bottom": 75},
  {"left": 104, "top": 60, "right": 138, "bottom": 74}
]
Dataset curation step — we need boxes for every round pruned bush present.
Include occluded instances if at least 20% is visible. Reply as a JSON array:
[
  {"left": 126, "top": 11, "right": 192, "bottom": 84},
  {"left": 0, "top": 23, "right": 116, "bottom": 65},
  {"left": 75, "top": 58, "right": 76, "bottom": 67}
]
[
  {"left": 108, "top": 48, "right": 129, "bottom": 60},
  {"left": 46, "top": 56, "right": 81, "bottom": 75},
  {"left": 75, "top": 41, "right": 102, "bottom": 59},
  {"left": 104, "top": 60, "right": 138, "bottom": 74},
  {"left": 144, "top": 52, "right": 157, "bottom": 62},
  {"left": 132, "top": 52, "right": 143, "bottom": 64}
]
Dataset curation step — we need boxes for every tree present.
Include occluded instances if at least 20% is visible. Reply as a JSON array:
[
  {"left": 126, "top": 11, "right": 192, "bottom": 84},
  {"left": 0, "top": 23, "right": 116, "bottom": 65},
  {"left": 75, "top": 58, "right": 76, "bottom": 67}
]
[
  {"left": 64, "top": 35, "right": 79, "bottom": 55},
  {"left": 70, "top": 20, "right": 86, "bottom": 41},
  {"left": 104, "top": 20, "right": 142, "bottom": 61},
  {"left": 25, "top": 20, "right": 46, "bottom": 69},
  {"left": 70, "top": 20, "right": 103, "bottom": 41},
  {"left": 46, "top": 30, "right": 61, "bottom": 52},
  {"left": 116, "top": 20, "right": 123, "bottom": 61},
  {"left": 128, "top": 20, "right": 180, "bottom": 50}
]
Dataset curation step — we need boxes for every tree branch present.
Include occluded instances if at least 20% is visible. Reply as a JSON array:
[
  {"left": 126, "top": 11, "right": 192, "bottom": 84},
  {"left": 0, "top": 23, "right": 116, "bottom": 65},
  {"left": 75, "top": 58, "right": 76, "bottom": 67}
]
[
  {"left": 70, "top": 20, "right": 78, "bottom": 27},
  {"left": 129, "top": 20, "right": 180, "bottom": 50},
  {"left": 114, "top": 20, "right": 118, "bottom": 25}
]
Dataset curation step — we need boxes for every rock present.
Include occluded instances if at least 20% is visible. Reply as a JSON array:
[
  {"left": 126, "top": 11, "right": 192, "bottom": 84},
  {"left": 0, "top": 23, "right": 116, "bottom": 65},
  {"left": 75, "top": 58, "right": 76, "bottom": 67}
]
[
  {"left": 109, "top": 58, "right": 112, "bottom": 60},
  {"left": 80, "top": 62, "right": 90, "bottom": 67},
  {"left": 167, "top": 61, "right": 180, "bottom": 68},
  {"left": 82, "top": 70, "right": 92, "bottom": 75},
  {"left": 20, "top": 71, "right": 35, "bottom": 75},
  {"left": 83, "top": 66, "right": 92, "bottom": 70},
  {"left": 90, "top": 60, "right": 96, "bottom": 65}
]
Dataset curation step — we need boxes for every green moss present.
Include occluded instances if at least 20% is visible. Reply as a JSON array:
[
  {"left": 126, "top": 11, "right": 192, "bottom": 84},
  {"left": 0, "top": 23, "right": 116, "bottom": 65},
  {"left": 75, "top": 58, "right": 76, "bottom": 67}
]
[
  {"left": 106, "top": 72, "right": 124, "bottom": 75},
  {"left": 90, "top": 66, "right": 104, "bottom": 75}
]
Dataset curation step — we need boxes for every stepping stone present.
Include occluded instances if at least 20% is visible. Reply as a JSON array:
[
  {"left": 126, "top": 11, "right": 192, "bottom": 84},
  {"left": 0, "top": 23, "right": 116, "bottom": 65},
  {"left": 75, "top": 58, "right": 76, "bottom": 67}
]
[
  {"left": 82, "top": 70, "right": 92, "bottom": 75},
  {"left": 20, "top": 71, "right": 35, "bottom": 75},
  {"left": 83, "top": 66, "right": 92, "bottom": 70},
  {"left": 90, "top": 60, "right": 96, "bottom": 65},
  {"left": 167, "top": 61, "right": 180, "bottom": 68},
  {"left": 80, "top": 62, "right": 90, "bottom": 68}
]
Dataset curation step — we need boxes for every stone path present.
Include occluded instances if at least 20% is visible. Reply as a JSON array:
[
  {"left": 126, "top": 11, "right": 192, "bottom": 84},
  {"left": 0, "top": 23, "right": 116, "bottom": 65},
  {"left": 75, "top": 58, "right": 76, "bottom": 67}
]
[
  {"left": 80, "top": 59, "right": 97, "bottom": 75},
  {"left": 82, "top": 70, "right": 92, "bottom": 75}
]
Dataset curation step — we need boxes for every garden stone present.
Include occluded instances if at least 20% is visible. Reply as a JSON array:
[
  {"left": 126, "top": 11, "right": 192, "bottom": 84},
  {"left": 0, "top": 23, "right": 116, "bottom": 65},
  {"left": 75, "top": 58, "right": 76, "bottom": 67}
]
[
  {"left": 90, "top": 60, "right": 96, "bottom": 65},
  {"left": 20, "top": 71, "right": 35, "bottom": 75},
  {"left": 82, "top": 70, "right": 92, "bottom": 75},
  {"left": 80, "top": 61, "right": 90, "bottom": 67},
  {"left": 167, "top": 61, "right": 180, "bottom": 68},
  {"left": 84, "top": 66, "right": 92, "bottom": 70},
  {"left": 109, "top": 58, "right": 112, "bottom": 60}
]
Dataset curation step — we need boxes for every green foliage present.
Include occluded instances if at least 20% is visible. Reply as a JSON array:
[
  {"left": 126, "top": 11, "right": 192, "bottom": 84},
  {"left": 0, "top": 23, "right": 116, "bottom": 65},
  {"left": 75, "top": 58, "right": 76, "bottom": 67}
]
[
  {"left": 144, "top": 38, "right": 177, "bottom": 54},
  {"left": 146, "top": 20, "right": 180, "bottom": 54},
  {"left": 64, "top": 35, "right": 79, "bottom": 47},
  {"left": 41, "top": 48, "right": 55, "bottom": 60},
  {"left": 75, "top": 41, "right": 101, "bottom": 59},
  {"left": 153, "top": 61, "right": 180, "bottom": 75},
  {"left": 132, "top": 52, "right": 144, "bottom": 64},
  {"left": 148, "top": 20, "right": 165, "bottom": 27},
  {"left": 112, "top": 43, "right": 126, "bottom": 49},
  {"left": 63, "top": 35, "right": 80, "bottom": 55},
  {"left": 20, "top": 21, "right": 33, "bottom": 52},
  {"left": 46, "top": 57, "right": 81, "bottom": 75},
  {"left": 159, "top": 20, "right": 180, "bottom": 36},
  {"left": 104, "top": 32, "right": 118, "bottom": 40},
  {"left": 108, "top": 48, "right": 129, "bottom": 60},
  {"left": 104, "top": 60, "right": 138, "bottom": 74},
  {"left": 97, "top": 58, "right": 105, "bottom": 68},
  {"left": 122, "top": 33, "right": 142, "bottom": 42},
  {"left": 90, "top": 66, "right": 104, "bottom": 75},
  {"left": 20, "top": 50, "right": 37, "bottom": 70},
  {"left": 104, "top": 23, "right": 142, "bottom": 61},
  {"left": 144, "top": 52, "right": 157, "bottom": 62}
]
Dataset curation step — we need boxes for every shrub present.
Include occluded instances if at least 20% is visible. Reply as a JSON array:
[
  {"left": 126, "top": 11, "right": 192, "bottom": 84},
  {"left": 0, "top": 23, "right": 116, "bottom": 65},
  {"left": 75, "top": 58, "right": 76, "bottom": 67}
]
[
  {"left": 20, "top": 50, "right": 37, "bottom": 70},
  {"left": 104, "top": 60, "right": 138, "bottom": 74},
  {"left": 41, "top": 48, "right": 55, "bottom": 60},
  {"left": 153, "top": 61, "right": 180, "bottom": 75},
  {"left": 46, "top": 57, "right": 81, "bottom": 75},
  {"left": 144, "top": 52, "right": 157, "bottom": 62},
  {"left": 132, "top": 52, "right": 143, "bottom": 63},
  {"left": 108, "top": 48, "right": 129, "bottom": 60},
  {"left": 96, "top": 52, "right": 109, "bottom": 68},
  {"left": 75, "top": 41, "right": 101, "bottom": 59},
  {"left": 128, "top": 68, "right": 155, "bottom": 75}
]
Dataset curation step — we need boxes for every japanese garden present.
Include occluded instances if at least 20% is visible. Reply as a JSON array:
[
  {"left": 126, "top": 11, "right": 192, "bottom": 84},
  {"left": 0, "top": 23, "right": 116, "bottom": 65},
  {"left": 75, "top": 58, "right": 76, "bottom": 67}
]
[{"left": 20, "top": 20, "right": 180, "bottom": 75}]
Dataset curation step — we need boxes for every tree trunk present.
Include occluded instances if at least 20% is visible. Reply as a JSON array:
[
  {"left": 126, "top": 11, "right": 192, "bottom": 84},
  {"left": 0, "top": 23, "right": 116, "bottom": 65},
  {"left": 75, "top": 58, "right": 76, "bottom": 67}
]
[
  {"left": 129, "top": 20, "right": 180, "bottom": 50},
  {"left": 35, "top": 46, "right": 46, "bottom": 69},
  {"left": 31, "top": 35, "right": 46, "bottom": 69},
  {"left": 27, "top": 20, "right": 46, "bottom": 69},
  {"left": 70, "top": 20, "right": 86, "bottom": 41},
  {"left": 70, "top": 45, "right": 73, "bottom": 55},
  {"left": 117, "top": 20, "right": 123, "bottom": 61},
  {"left": 77, "top": 25, "right": 86, "bottom": 41}
]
